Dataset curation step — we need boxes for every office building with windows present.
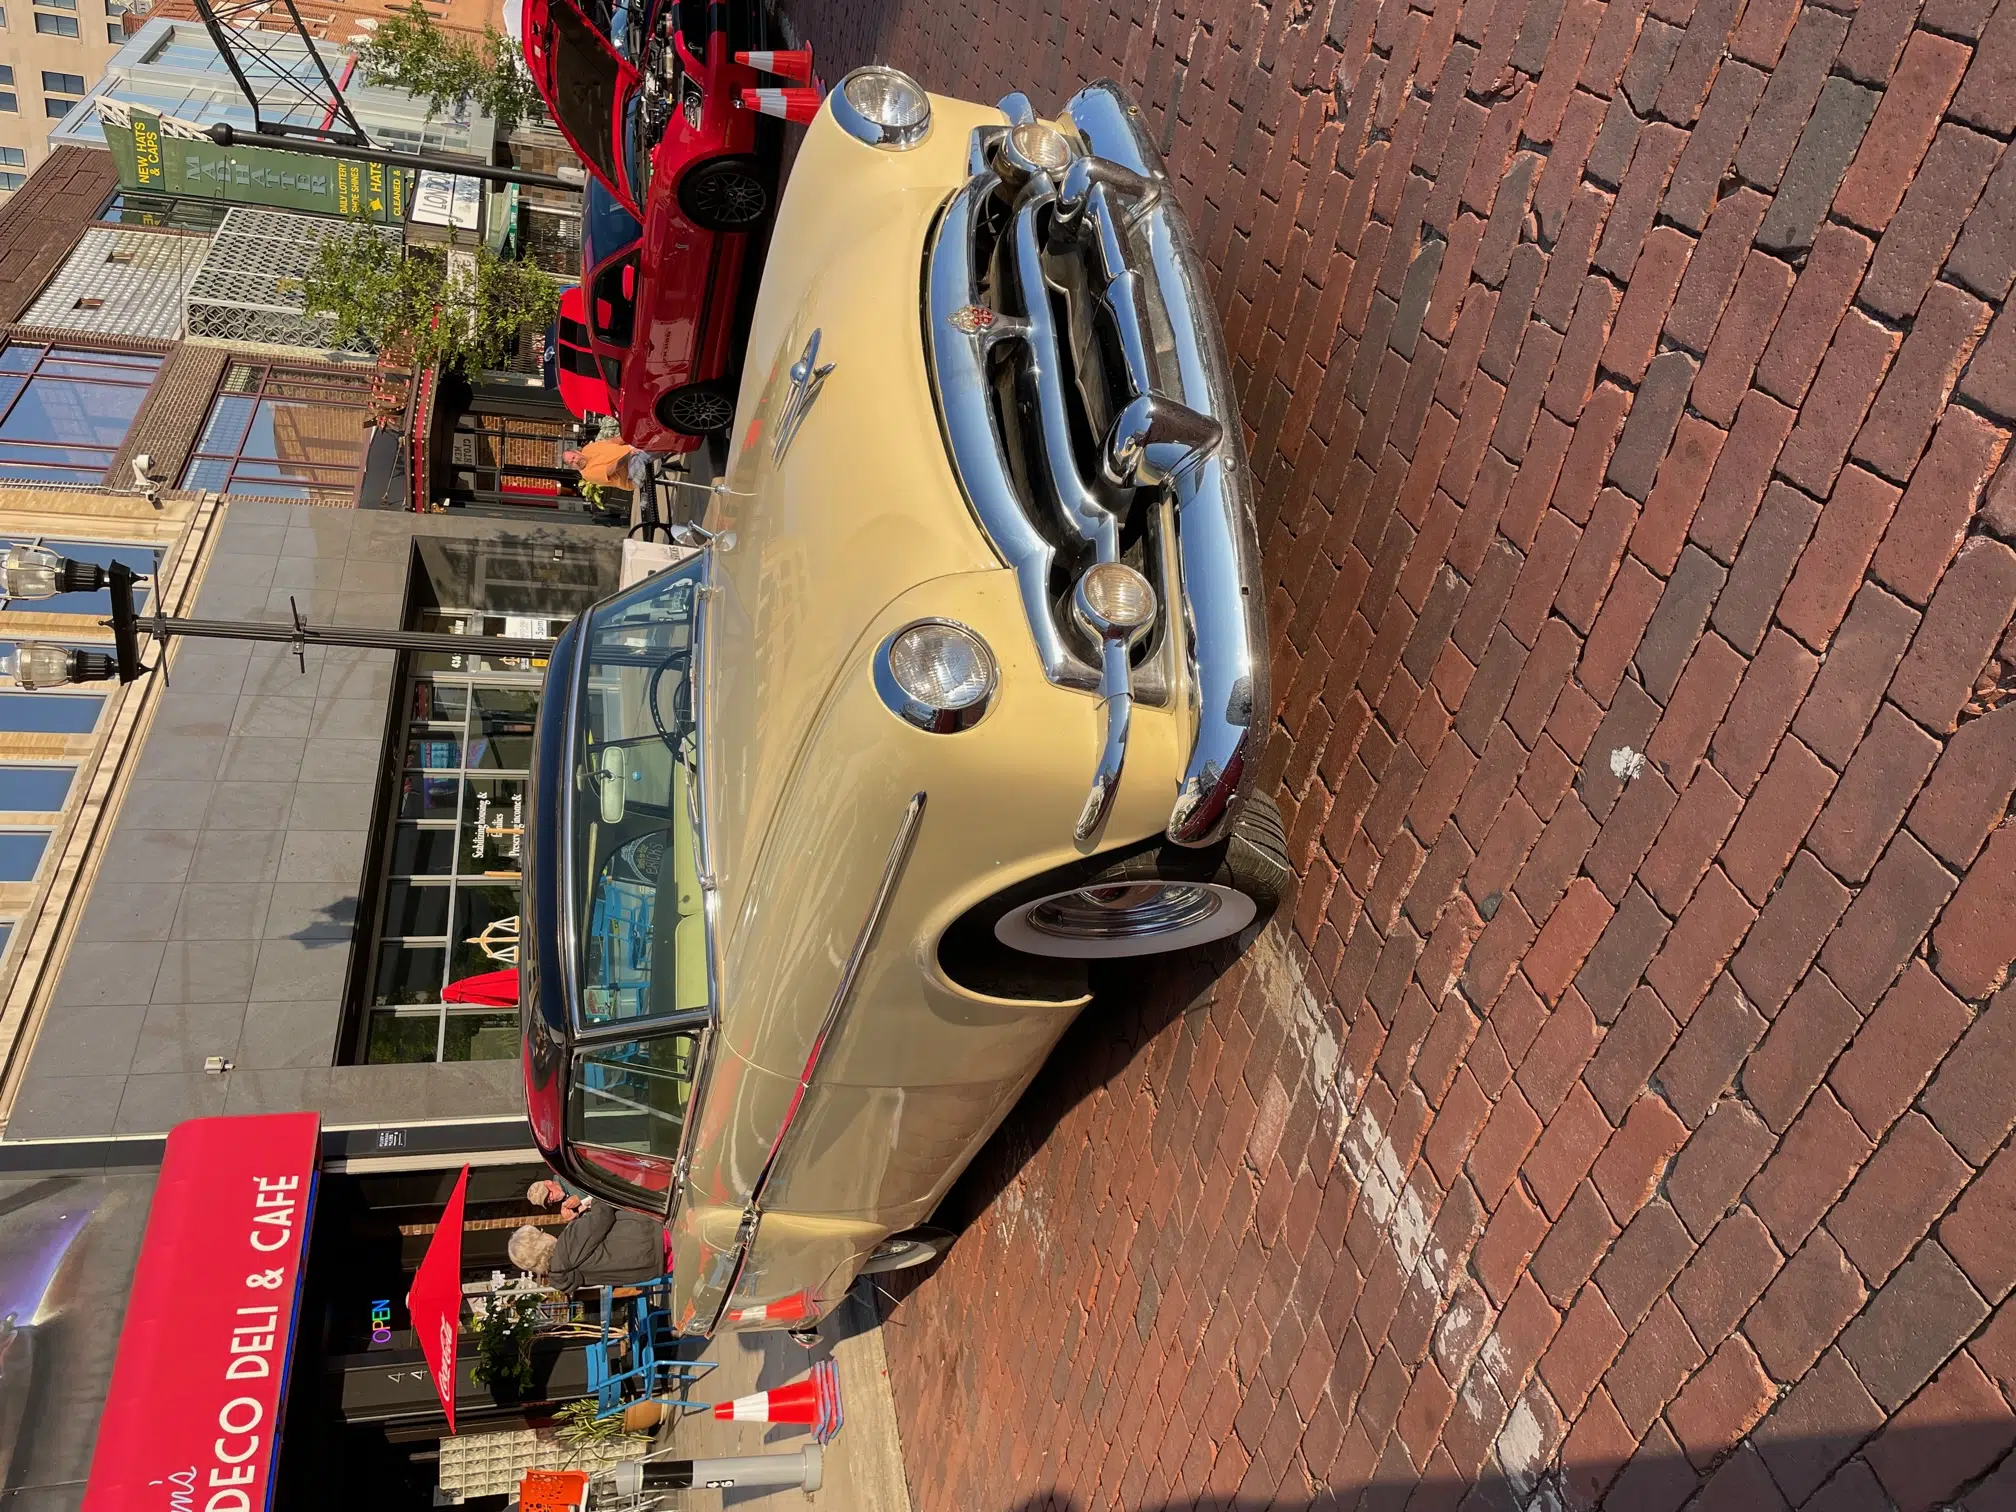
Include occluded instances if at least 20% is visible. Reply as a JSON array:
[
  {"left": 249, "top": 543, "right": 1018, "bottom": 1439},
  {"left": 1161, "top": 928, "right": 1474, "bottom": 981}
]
[
  {"left": 0, "top": 0, "right": 133, "bottom": 200},
  {"left": 0, "top": 128, "right": 624, "bottom": 1144}
]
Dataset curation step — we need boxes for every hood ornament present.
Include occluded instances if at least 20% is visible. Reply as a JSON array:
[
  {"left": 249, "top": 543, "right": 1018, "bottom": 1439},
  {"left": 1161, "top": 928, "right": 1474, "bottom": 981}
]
[
  {"left": 772, "top": 328, "right": 835, "bottom": 463},
  {"left": 946, "top": 304, "right": 997, "bottom": 334}
]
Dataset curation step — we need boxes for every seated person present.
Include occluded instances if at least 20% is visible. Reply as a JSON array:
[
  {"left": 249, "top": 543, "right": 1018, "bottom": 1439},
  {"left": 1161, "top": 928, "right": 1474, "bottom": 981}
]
[
  {"left": 508, "top": 1204, "right": 667, "bottom": 1293},
  {"left": 527, "top": 1176, "right": 593, "bottom": 1219}
]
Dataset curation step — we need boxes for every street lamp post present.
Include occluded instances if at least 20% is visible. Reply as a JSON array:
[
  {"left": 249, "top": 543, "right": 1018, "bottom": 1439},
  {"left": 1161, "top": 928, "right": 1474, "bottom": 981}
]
[{"left": 0, "top": 546, "right": 557, "bottom": 690}]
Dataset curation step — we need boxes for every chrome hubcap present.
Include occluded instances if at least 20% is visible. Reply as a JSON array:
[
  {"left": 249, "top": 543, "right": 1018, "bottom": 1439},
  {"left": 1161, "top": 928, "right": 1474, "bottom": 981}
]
[{"left": 1023, "top": 882, "right": 1225, "bottom": 941}]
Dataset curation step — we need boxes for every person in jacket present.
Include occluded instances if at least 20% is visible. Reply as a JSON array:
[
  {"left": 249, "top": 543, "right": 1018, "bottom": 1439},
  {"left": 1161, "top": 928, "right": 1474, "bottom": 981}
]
[{"left": 507, "top": 1202, "right": 667, "bottom": 1293}]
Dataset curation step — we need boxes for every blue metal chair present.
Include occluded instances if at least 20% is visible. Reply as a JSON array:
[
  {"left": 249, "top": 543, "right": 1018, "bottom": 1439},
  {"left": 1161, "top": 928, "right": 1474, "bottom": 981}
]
[{"left": 584, "top": 1273, "right": 714, "bottom": 1419}]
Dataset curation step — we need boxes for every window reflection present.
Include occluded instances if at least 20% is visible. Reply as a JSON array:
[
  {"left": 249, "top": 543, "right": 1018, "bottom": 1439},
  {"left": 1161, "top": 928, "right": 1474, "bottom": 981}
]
[
  {"left": 0, "top": 343, "right": 163, "bottom": 485},
  {"left": 180, "top": 360, "right": 400, "bottom": 507}
]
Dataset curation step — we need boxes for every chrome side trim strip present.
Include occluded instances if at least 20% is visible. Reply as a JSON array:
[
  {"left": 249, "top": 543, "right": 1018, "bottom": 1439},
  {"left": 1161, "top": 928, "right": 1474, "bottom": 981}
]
[
  {"left": 699, "top": 793, "right": 929, "bottom": 1333},
  {"left": 1065, "top": 80, "right": 1271, "bottom": 846}
]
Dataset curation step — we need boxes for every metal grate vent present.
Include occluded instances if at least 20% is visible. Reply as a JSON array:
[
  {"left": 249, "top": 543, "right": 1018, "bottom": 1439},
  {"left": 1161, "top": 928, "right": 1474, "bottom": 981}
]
[{"left": 183, "top": 206, "right": 397, "bottom": 354}]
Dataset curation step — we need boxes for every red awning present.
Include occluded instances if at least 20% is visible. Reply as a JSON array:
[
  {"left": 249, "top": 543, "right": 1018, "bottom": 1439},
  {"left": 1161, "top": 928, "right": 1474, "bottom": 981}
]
[
  {"left": 83, "top": 1113, "right": 321, "bottom": 1512},
  {"left": 407, "top": 1165, "right": 471, "bottom": 1434}
]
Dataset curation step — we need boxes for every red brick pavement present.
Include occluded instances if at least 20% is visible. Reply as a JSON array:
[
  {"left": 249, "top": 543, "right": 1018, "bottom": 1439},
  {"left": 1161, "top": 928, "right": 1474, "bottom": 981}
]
[{"left": 780, "top": 0, "right": 2016, "bottom": 1506}]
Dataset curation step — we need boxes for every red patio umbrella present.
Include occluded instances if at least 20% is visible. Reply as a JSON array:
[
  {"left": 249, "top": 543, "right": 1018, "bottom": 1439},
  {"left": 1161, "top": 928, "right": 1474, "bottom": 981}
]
[
  {"left": 444, "top": 968, "right": 520, "bottom": 1006},
  {"left": 407, "top": 1165, "right": 472, "bottom": 1433}
]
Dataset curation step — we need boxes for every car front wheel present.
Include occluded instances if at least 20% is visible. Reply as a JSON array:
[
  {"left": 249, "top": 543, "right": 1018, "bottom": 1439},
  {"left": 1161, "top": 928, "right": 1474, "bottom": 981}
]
[
  {"left": 859, "top": 1226, "right": 957, "bottom": 1274},
  {"left": 983, "top": 792, "right": 1290, "bottom": 961},
  {"left": 678, "top": 155, "right": 770, "bottom": 232},
  {"left": 655, "top": 379, "right": 737, "bottom": 436}
]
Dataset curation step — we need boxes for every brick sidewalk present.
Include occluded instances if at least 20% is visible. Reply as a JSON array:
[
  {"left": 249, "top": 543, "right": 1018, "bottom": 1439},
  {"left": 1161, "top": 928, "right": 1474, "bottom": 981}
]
[{"left": 780, "top": 0, "right": 2016, "bottom": 1506}]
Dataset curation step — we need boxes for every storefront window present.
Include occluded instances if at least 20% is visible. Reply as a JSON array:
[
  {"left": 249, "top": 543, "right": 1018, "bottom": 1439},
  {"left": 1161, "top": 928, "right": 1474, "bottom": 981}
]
[
  {"left": 181, "top": 361, "right": 402, "bottom": 507},
  {"left": 352, "top": 535, "right": 616, "bottom": 1064},
  {"left": 364, "top": 669, "right": 547, "bottom": 1063},
  {"left": 0, "top": 343, "right": 164, "bottom": 485}
]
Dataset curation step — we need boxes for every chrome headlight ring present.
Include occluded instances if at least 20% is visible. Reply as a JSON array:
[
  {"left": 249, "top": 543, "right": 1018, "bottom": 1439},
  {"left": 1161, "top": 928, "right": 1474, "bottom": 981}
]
[
  {"left": 873, "top": 619, "right": 997, "bottom": 732},
  {"left": 832, "top": 65, "right": 933, "bottom": 150}
]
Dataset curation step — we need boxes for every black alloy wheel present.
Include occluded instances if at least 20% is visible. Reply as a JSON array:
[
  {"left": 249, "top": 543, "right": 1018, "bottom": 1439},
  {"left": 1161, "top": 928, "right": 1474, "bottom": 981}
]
[
  {"left": 655, "top": 379, "right": 737, "bottom": 436},
  {"left": 678, "top": 154, "right": 770, "bottom": 231}
]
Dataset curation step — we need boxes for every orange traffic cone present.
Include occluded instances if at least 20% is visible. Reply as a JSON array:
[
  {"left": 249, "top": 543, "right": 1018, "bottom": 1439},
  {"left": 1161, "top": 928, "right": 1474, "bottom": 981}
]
[
  {"left": 735, "top": 46, "right": 814, "bottom": 82},
  {"left": 714, "top": 1377, "right": 822, "bottom": 1424},
  {"left": 737, "top": 87, "right": 823, "bottom": 124},
  {"left": 711, "top": 1360, "right": 844, "bottom": 1436},
  {"left": 727, "top": 1290, "right": 813, "bottom": 1324}
]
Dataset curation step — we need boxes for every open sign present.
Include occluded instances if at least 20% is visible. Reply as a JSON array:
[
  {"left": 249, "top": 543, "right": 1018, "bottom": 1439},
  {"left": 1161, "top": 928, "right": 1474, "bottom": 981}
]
[{"left": 369, "top": 1300, "right": 393, "bottom": 1347}]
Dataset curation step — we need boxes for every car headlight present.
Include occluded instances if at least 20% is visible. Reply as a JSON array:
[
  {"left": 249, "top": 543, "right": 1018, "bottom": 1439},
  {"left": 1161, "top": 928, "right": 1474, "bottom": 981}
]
[
  {"left": 832, "top": 65, "right": 931, "bottom": 149},
  {"left": 874, "top": 620, "right": 996, "bottom": 731}
]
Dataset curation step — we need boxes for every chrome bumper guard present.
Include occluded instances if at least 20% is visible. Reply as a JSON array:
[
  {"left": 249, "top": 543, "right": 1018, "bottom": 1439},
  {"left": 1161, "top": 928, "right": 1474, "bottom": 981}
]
[{"left": 925, "top": 80, "right": 1268, "bottom": 848}]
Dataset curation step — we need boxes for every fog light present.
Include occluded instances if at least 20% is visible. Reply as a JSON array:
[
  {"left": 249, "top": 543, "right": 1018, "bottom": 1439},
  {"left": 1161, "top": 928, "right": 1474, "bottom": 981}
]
[
  {"left": 833, "top": 66, "right": 931, "bottom": 149},
  {"left": 992, "top": 120, "right": 1075, "bottom": 192},
  {"left": 1073, "top": 563, "right": 1157, "bottom": 643},
  {"left": 876, "top": 620, "right": 996, "bottom": 731}
]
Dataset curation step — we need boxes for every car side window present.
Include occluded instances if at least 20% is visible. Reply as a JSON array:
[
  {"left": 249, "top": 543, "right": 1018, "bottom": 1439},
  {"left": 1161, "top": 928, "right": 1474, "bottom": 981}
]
[
  {"left": 592, "top": 255, "right": 639, "bottom": 348},
  {"left": 572, "top": 1031, "right": 701, "bottom": 1183}
]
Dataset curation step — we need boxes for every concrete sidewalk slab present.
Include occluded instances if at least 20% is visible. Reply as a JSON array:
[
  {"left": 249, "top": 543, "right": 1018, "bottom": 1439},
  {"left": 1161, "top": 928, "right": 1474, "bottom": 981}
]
[{"left": 654, "top": 1285, "right": 911, "bottom": 1511}]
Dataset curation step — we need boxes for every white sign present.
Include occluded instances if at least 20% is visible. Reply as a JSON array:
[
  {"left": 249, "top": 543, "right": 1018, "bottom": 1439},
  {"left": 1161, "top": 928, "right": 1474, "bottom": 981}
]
[{"left": 412, "top": 170, "right": 483, "bottom": 231}]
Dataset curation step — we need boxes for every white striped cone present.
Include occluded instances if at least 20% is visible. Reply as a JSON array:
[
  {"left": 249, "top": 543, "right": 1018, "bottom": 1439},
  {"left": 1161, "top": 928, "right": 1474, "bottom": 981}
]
[
  {"left": 734, "top": 46, "right": 814, "bottom": 82},
  {"left": 712, "top": 1377, "right": 821, "bottom": 1424},
  {"left": 737, "top": 86, "right": 822, "bottom": 124},
  {"left": 726, "top": 1290, "right": 813, "bottom": 1324}
]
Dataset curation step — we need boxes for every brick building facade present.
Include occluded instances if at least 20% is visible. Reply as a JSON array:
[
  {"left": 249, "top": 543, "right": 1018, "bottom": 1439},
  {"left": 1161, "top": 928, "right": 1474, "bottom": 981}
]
[{"left": 779, "top": 0, "right": 2016, "bottom": 1507}]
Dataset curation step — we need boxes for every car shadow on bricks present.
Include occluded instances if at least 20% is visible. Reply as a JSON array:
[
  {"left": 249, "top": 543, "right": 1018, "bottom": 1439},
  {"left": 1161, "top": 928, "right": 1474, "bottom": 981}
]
[
  {"left": 896, "top": 937, "right": 1250, "bottom": 1253},
  {"left": 981, "top": 1415, "right": 2016, "bottom": 1510}
]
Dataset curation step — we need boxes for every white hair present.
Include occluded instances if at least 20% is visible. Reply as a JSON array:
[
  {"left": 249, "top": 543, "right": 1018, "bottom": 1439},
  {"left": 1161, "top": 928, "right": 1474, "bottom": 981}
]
[
  {"left": 508, "top": 1224, "right": 558, "bottom": 1276},
  {"left": 527, "top": 1180, "right": 555, "bottom": 1207}
]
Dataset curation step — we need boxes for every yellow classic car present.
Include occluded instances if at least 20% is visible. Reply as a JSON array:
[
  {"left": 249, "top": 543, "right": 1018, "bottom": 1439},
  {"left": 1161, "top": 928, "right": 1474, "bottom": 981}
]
[{"left": 520, "top": 69, "right": 1286, "bottom": 1336}]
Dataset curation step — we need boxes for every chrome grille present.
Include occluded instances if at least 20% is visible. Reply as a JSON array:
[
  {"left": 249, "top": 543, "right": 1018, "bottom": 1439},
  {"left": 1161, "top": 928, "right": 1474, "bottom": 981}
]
[
  {"left": 928, "top": 83, "right": 1272, "bottom": 849},
  {"left": 928, "top": 123, "right": 1225, "bottom": 705}
]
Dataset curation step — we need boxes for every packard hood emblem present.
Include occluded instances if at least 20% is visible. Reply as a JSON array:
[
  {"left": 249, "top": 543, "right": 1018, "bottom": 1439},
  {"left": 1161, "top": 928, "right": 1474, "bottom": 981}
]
[
  {"left": 947, "top": 304, "right": 998, "bottom": 334},
  {"left": 772, "top": 328, "right": 835, "bottom": 464}
]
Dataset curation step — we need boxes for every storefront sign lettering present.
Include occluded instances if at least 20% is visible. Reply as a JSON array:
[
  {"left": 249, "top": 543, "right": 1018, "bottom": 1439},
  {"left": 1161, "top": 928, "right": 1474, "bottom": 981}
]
[
  {"left": 472, "top": 789, "right": 525, "bottom": 862},
  {"left": 82, "top": 1114, "right": 322, "bottom": 1512},
  {"left": 370, "top": 1299, "right": 394, "bottom": 1347}
]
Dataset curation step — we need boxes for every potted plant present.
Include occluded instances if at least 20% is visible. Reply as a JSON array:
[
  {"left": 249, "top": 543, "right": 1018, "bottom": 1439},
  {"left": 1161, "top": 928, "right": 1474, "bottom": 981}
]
[{"left": 470, "top": 1289, "right": 543, "bottom": 1404}]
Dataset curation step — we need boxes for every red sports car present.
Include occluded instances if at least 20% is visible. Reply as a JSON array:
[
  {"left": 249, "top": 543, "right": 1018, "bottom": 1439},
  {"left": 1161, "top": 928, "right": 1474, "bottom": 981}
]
[
  {"left": 554, "top": 284, "right": 615, "bottom": 421},
  {"left": 523, "top": 0, "right": 771, "bottom": 451}
]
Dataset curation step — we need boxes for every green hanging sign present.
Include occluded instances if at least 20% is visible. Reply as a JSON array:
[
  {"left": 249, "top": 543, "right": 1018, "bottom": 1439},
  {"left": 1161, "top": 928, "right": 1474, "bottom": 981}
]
[{"left": 101, "top": 106, "right": 415, "bottom": 225}]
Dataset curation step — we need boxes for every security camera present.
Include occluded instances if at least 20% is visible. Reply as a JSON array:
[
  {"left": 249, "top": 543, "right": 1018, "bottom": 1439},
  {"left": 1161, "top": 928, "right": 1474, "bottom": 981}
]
[{"left": 130, "top": 454, "right": 163, "bottom": 508}]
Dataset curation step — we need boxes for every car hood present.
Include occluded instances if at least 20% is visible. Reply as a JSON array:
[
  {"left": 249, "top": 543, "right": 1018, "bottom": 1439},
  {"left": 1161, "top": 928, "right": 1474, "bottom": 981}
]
[{"left": 695, "top": 104, "right": 1001, "bottom": 975}]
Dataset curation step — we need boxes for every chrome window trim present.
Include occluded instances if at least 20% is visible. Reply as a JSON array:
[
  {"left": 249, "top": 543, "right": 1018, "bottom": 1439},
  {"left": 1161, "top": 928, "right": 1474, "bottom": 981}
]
[{"left": 556, "top": 549, "right": 724, "bottom": 1222}]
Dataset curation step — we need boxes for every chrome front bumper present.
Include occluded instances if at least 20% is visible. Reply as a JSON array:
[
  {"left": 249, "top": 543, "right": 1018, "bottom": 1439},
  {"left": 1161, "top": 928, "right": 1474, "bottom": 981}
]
[{"left": 924, "top": 80, "right": 1270, "bottom": 849}]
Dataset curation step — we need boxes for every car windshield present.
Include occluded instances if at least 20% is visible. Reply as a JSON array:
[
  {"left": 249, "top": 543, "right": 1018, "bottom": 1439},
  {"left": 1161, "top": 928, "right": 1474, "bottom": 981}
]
[
  {"left": 539, "top": 0, "right": 631, "bottom": 198},
  {"left": 571, "top": 560, "right": 707, "bottom": 1029}
]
